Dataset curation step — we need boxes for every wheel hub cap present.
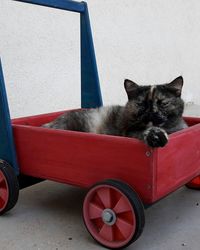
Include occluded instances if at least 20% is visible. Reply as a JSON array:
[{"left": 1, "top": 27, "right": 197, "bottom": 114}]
[{"left": 102, "top": 208, "right": 116, "bottom": 225}]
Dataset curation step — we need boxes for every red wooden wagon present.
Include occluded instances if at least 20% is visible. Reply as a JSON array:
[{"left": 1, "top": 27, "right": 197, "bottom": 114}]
[{"left": 0, "top": 0, "right": 199, "bottom": 249}]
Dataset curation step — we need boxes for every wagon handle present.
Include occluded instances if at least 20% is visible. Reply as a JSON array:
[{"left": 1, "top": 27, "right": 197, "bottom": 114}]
[
  {"left": 13, "top": 0, "right": 103, "bottom": 108},
  {"left": 13, "top": 0, "right": 86, "bottom": 13},
  {"left": 0, "top": 60, "right": 19, "bottom": 174},
  {"left": 0, "top": 0, "right": 103, "bottom": 174}
]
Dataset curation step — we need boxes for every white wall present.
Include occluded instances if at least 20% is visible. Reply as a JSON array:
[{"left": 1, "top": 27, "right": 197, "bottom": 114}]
[{"left": 0, "top": 0, "right": 199, "bottom": 118}]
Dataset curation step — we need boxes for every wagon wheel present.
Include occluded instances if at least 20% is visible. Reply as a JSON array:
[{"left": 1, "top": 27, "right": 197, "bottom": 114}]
[
  {"left": 83, "top": 179, "right": 145, "bottom": 249},
  {"left": 0, "top": 160, "right": 19, "bottom": 215},
  {"left": 186, "top": 175, "right": 200, "bottom": 190}
]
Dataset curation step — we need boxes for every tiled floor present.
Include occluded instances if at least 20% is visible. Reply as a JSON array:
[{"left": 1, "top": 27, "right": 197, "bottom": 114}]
[{"left": 0, "top": 105, "right": 200, "bottom": 250}]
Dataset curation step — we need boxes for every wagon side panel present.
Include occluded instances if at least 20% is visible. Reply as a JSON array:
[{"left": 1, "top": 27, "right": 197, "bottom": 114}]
[
  {"left": 154, "top": 124, "right": 200, "bottom": 201},
  {"left": 13, "top": 125, "right": 154, "bottom": 204}
]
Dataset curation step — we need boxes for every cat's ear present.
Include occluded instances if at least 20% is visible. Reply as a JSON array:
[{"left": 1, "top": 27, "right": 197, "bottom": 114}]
[
  {"left": 124, "top": 79, "right": 139, "bottom": 100},
  {"left": 167, "top": 76, "right": 183, "bottom": 97}
]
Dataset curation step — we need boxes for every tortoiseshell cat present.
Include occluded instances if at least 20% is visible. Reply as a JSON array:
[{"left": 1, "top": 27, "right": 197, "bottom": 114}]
[{"left": 42, "top": 76, "right": 187, "bottom": 147}]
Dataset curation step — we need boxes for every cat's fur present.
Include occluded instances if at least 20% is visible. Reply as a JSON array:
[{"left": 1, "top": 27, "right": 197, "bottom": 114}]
[{"left": 42, "top": 76, "right": 188, "bottom": 147}]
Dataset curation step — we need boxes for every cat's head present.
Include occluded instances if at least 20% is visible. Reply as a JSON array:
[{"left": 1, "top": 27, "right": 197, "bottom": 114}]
[{"left": 124, "top": 76, "right": 184, "bottom": 127}]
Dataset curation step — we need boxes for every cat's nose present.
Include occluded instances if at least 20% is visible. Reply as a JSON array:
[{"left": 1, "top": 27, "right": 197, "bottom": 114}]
[
  {"left": 149, "top": 112, "right": 156, "bottom": 120},
  {"left": 151, "top": 113, "right": 165, "bottom": 126}
]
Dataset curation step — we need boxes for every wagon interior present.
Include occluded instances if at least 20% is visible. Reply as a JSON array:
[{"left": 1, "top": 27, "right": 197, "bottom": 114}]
[{"left": 11, "top": 110, "right": 200, "bottom": 129}]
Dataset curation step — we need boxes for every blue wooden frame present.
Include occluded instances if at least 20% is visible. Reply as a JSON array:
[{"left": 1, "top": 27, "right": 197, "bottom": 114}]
[
  {"left": 14, "top": 0, "right": 86, "bottom": 13},
  {"left": 13, "top": 0, "right": 103, "bottom": 108},
  {"left": 0, "top": 60, "right": 19, "bottom": 173},
  {"left": 0, "top": 0, "right": 103, "bottom": 174}
]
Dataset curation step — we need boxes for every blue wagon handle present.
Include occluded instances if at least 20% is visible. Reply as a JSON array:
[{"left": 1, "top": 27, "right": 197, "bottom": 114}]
[
  {"left": 13, "top": 0, "right": 103, "bottom": 108},
  {"left": 0, "top": 0, "right": 103, "bottom": 175},
  {"left": 13, "top": 0, "right": 86, "bottom": 13},
  {"left": 0, "top": 60, "right": 19, "bottom": 174}
]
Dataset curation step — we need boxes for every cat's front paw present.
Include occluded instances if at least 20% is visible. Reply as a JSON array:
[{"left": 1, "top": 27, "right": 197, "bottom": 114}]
[{"left": 144, "top": 127, "right": 168, "bottom": 148}]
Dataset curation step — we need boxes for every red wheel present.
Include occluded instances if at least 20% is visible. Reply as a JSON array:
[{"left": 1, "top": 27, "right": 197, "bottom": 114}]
[
  {"left": 186, "top": 175, "right": 200, "bottom": 189},
  {"left": 83, "top": 179, "right": 145, "bottom": 249},
  {"left": 0, "top": 169, "right": 9, "bottom": 212},
  {"left": 0, "top": 160, "right": 19, "bottom": 215}
]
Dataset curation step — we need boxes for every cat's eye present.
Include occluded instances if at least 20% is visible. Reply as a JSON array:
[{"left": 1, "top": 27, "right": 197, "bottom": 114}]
[{"left": 157, "top": 100, "right": 169, "bottom": 107}]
